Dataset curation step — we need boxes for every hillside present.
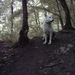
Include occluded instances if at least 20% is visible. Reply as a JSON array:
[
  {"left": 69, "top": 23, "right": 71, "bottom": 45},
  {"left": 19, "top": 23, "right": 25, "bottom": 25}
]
[{"left": 0, "top": 29, "right": 75, "bottom": 75}]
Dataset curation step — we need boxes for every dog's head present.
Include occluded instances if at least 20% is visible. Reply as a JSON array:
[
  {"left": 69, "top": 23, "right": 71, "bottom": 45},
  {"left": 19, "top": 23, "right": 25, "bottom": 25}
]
[{"left": 45, "top": 14, "right": 54, "bottom": 24}]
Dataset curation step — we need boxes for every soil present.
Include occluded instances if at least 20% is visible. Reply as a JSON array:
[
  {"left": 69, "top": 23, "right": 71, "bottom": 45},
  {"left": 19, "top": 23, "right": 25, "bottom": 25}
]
[{"left": 0, "top": 29, "right": 75, "bottom": 75}]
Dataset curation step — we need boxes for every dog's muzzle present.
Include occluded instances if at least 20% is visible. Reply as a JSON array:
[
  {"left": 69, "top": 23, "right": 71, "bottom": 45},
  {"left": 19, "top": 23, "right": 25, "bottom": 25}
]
[
  {"left": 51, "top": 19, "right": 54, "bottom": 22},
  {"left": 46, "top": 20, "right": 54, "bottom": 24}
]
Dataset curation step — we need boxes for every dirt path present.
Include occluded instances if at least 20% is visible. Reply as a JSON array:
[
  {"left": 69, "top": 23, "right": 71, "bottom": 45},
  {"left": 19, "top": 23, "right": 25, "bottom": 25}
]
[
  {"left": 1, "top": 38, "right": 48, "bottom": 75},
  {"left": 1, "top": 29, "right": 75, "bottom": 75},
  {"left": 9, "top": 42, "right": 46, "bottom": 75}
]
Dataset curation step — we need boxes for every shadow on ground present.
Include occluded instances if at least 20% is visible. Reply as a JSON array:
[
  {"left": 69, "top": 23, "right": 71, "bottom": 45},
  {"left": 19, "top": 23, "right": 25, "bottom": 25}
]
[{"left": 0, "top": 29, "right": 75, "bottom": 75}]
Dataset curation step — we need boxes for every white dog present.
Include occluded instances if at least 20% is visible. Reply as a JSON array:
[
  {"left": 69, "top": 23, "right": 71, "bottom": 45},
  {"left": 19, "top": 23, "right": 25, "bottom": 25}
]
[{"left": 42, "top": 14, "right": 54, "bottom": 44}]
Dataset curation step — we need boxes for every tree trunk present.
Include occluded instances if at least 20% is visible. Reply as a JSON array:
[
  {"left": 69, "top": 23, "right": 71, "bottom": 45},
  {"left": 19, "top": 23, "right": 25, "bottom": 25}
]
[
  {"left": 58, "top": 0, "right": 73, "bottom": 29},
  {"left": 11, "top": 0, "right": 13, "bottom": 41},
  {"left": 18, "top": 0, "right": 29, "bottom": 46},
  {"left": 70, "top": 0, "right": 75, "bottom": 26},
  {"left": 56, "top": 0, "right": 63, "bottom": 29}
]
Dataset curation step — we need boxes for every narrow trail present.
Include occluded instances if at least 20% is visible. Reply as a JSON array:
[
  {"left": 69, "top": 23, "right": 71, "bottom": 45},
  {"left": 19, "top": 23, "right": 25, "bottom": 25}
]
[
  {"left": 1, "top": 29, "right": 75, "bottom": 75},
  {"left": 3, "top": 38, "right": 48, "bottom": 75}
]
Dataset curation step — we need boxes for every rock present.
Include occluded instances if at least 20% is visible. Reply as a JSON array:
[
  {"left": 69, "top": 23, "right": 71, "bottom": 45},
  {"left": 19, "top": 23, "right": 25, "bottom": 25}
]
[{"left": 67, "top": 44, "right": 73, "bottom": 48}]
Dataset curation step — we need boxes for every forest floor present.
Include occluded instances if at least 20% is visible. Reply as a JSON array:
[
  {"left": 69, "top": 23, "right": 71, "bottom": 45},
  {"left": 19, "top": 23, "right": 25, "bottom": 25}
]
[{"left": 0, "top": 29, "right": 75, "bottom": 75}]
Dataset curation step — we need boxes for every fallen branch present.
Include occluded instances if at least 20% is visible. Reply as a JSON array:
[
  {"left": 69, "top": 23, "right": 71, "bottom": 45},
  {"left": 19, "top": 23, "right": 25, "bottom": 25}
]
[{"left": 44, "top": 62, "right": 62, "bottom": 68}]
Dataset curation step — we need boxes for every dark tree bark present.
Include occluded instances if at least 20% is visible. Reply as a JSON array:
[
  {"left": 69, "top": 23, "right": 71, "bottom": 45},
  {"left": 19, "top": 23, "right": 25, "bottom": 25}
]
[
  {"left": 58, "top": 0, "right": 73, "bottom": 29},
  {"left": 11, "top": 0, "right": 13, "bottom": 41},
  {"left": 18, "top": 0, "right": 29, "bottom": 46},
  {"left": 56, "top": 0, "right": 64, "bottom": 29}
]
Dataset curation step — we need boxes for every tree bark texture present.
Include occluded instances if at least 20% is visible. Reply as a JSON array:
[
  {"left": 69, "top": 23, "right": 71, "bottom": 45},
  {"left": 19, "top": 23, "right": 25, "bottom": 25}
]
[
  {"left": 11, "top": 0, "right": 13, "bottom": 41},
  {"left": 56, "top": 0, "right": 63, "bottom": 29},
  {"left": 58, "top": 0, "right": 73, "bottom": 29},
  {"left": 18, "top": 0, "right": 29, "bottom": 45}
]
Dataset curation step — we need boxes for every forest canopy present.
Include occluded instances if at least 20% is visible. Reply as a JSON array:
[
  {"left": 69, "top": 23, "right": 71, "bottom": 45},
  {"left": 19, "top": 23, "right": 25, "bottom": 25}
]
[{"left": 0, "top": 0, "right": 75, "bottom": 42}]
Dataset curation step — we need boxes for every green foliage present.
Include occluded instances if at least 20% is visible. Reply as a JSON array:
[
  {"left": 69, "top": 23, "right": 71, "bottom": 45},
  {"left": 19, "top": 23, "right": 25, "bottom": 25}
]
[{"left": 0, "top": 0, "right": 75, "bottom": 42}]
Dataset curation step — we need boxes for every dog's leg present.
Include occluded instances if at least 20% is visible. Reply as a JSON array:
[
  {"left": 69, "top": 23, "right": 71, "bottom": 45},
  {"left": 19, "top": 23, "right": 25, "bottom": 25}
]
[
  {"left": 48, "top": 32, "right": 52, "bottom": 44},
  {"left": 43, "top": 33, "right": 47, "bottom": 44},
  {"left": 42, "top": 34, "right": 45, "bottom": 40}
]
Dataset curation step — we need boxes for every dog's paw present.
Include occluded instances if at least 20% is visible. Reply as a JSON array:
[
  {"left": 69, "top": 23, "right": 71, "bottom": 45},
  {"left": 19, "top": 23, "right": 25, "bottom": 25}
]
[
  {"left": 48, "top": 42, "right": 51, "bottom": 45},
  {"left": 43, "top": 41, "right": 47, "bottom": 44}
]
